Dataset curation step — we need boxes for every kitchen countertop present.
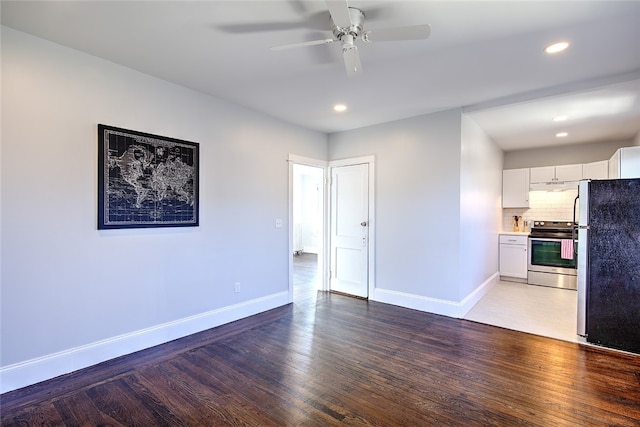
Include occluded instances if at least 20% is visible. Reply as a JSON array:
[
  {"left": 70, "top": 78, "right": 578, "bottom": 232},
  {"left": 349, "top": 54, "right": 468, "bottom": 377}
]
[{"left": 500, "top": 231, "right": 530, "bottom": 236}]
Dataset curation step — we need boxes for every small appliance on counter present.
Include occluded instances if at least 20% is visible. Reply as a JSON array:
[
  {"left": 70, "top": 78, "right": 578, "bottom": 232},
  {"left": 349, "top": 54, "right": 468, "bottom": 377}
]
[
  {"left": 527, "top": 220, "right": 577, "bottom": 290},
  {"left": 576, "top": 178, "right": 640, "bottom": 354}
]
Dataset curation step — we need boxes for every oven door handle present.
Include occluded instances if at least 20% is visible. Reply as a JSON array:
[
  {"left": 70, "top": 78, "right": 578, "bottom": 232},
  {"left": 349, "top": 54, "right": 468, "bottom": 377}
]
[{"left": 528, "top": 237, "right": 572, "bottom": 242}]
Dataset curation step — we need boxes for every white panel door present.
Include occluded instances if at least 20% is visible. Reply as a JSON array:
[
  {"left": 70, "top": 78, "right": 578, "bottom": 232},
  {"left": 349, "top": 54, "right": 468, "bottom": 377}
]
[{"left": 330, "top": 163, "right": 369, "bottom": 298}]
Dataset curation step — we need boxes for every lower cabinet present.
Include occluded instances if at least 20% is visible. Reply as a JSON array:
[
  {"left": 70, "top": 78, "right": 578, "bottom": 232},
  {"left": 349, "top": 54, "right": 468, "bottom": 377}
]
[{"left": 499, "top": 234, "right": 528, "bottom": 280}]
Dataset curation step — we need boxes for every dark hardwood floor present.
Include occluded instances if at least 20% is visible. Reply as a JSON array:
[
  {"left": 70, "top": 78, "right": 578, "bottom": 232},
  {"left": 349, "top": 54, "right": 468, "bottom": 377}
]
[{"left": 2, "top": 292, "right": 640, "bottom": 426}]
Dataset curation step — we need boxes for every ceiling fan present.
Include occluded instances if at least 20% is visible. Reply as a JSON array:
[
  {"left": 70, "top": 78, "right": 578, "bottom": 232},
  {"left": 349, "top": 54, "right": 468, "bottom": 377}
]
[{"left": 270, "top": 0, "right": 431, "bottom": 77}]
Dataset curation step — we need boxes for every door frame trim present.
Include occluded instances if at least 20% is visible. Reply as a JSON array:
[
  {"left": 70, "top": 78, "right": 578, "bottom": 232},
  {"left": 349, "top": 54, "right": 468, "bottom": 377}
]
[
  {"left": 328, "top": 155, "right": 376, "bottom": 299},
  {"left": 288, "top": 154, "right": 329, "bottom": 303}
]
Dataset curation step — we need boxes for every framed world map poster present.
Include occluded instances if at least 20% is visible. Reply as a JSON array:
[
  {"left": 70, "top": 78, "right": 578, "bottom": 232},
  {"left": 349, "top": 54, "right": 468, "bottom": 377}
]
[{"left": 98, "top": 124, "right": 199, "bottom": 229}]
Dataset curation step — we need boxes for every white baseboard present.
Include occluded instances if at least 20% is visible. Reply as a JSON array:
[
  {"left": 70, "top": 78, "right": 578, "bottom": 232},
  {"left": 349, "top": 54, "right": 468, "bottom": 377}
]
[
  {"left": 371, "top": 272, "right": 499, "bottom": 319},
  {"left": 0, "top": 292, "right": 289, "bottom": 394}
]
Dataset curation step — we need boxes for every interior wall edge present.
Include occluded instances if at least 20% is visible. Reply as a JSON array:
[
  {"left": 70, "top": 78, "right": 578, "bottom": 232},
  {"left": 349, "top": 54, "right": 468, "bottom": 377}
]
[{"left": 372, "top": 272, "right": 499, "bottom": 319}]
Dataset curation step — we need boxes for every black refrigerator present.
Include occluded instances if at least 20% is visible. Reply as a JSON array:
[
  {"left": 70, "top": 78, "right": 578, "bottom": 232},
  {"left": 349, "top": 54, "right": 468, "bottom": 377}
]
[{"left": 576, "top": 178, "right": 640, "bottom": 354}]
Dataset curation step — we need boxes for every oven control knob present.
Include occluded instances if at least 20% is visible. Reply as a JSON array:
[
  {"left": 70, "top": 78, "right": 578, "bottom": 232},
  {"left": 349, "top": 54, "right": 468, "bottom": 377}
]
[{"left": 539, "top": 221, "right": 544, "bottom": 225}]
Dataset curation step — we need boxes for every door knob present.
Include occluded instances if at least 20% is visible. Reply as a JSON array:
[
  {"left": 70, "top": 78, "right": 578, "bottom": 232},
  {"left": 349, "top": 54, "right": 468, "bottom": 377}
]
[{"left": 361, "top": 221, "right": 367, "bottom": 226}]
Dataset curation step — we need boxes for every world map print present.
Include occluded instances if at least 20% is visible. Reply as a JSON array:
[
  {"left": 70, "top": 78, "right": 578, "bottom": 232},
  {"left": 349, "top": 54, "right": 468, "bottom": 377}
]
[{"left": 98, "top": 125, "right": 199, "bottom": 229}]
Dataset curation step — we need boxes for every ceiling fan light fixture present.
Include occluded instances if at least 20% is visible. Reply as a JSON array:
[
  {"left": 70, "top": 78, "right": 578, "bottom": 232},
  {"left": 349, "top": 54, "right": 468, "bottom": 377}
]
[
  {"left": 556, "top": 132, "right": 568, "bottom": 138},
  {"left": 334, "top": 104, "right": 348, "bottom": 112},
  {"left": 545, "top": 41, "right": 569, "bottom": 54},
  {"left": 342, "top": 33, "right": 355, "bottom": 49}
]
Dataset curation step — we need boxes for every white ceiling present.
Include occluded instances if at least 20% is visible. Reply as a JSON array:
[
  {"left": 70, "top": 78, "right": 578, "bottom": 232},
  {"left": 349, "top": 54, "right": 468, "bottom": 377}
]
[{"left": 2, "top": 0, "right": 640, "bottom": 151}]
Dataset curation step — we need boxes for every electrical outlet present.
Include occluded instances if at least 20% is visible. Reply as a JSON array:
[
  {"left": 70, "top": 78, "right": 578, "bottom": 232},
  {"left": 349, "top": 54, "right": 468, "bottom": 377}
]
[
  {"left": 234, "top": 282, "right": 240, "bottom": 293},
  {"left": 275, "top": 219, "right": 283, "bottom": 229}
]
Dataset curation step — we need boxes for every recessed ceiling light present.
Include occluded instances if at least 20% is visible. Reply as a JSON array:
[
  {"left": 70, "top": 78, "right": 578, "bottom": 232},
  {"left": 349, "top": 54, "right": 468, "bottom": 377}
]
[
  {"left": 545, "top": 41, "right": 569, "bottom": 54},
  {"left": 556, "top": 132, "right": 568, "bottom": 138},
  {"left": 333, "top": 104, "right": 347, "bottom": 112},
  {"left": 553, "top": 115, "right": 568, "bottom": 122}
]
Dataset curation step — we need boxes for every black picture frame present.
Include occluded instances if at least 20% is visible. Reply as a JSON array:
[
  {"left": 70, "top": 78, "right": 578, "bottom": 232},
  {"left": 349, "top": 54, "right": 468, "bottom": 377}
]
[{"left": 97, "top": 124, "right": 199, "bottom": 229}]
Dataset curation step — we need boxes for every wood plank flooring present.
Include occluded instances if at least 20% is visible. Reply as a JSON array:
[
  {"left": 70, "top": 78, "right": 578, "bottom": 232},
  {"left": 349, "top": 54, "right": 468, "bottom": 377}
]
[
  {"left": 293, "top": 252, "right": 319, "bottom": 302},
  {"left": 2, "top": 292, "right": 640, "bottom": 426}
]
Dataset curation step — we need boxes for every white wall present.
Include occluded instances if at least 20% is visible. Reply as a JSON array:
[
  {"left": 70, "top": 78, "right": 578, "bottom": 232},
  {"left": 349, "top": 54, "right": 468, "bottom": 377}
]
[
  {"left": 329, "top": 110, "right": 462, "bottom": 302},
  {"left": 300, "top": 171, "right": 323, "bottom": 253},
  {"left": 328, "top": 109, "right": 502, "bottom": 315},
  {"left": 292, "top": 164, "right": 323, "bottom": 254},
  {"left": 459, "top": 115, "right": 503, "bottom": 299},
  {"left": 0, "top": 26, "right": 327, "bottom": 392}
]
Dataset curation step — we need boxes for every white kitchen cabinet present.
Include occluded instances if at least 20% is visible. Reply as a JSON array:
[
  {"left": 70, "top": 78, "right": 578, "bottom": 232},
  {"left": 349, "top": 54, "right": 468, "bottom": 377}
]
[
  {"left": 530, "top": 164, "right": 582, "bottom": 183},
  {"left": 502, "top": 168, "right": 529, "bottom": 208},
  {"left": 609, "top": 152, "right": 619, "bottom": 178},
  {"left": 609, "top": 146, "right": 640, "bottom": 178},
  {"left": 582, "top": 160, "right": 608, "bottom": 179},
  {"left": 499, "top": 234, "right": 528, "bottom": 280},
  {"left": 555, "top": 164, "right": 583, "bottom": 181},
  {"left": 529, "top": 166, "right": 555, "bottom": 183}
]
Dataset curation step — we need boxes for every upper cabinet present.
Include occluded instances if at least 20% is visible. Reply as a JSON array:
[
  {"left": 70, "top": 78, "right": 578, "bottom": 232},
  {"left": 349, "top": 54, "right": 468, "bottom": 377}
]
[
  {"left": 582, "top": 160, "right": 608, "bottom": 179},
  {"left": 609, "top": 146, "right": 640, "bottom": 179},
  {"left": 529, "top": 164, "right": 582, "bottom": 190},
  {"left": 528, "top": 166, "right": 555, "bottom": 183},
  {"left": 502, "top": 151, "right": 638, "bottom": 207},
  {"left": 530, "top": 164, "right": 583, "bottom": 183},
  {"left": 555, "top": 164, "right": 584, "bottom": 181},
  {"left": 502, "top": 168, "right": 530, "bottom": 208}
]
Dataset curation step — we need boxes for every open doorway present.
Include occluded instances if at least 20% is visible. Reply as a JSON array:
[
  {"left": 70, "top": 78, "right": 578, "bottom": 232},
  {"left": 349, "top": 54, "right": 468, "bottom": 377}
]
[{"left": 292, "top": 163, "right": 324, "bottom": 302}]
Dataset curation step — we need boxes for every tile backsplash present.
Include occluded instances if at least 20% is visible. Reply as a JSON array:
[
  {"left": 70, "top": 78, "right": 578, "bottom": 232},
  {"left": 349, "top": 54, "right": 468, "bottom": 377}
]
[{"left": 503, "top": 189, "right": 578, "bottom": 232}]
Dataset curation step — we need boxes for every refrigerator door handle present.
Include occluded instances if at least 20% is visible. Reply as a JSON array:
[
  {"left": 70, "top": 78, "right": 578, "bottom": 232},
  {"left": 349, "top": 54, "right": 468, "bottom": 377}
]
[
  {"left": 576, "top": 180, "right": 590, "bottom": 338},
  {"left": 577, "top": 225, "right": 588, "bottom": 337},
  {"left": 578, "top": 180, "right": 590, "bottom": 227},
  {"left": 573, "top": 195, "right": 578, "bottom": 241}
]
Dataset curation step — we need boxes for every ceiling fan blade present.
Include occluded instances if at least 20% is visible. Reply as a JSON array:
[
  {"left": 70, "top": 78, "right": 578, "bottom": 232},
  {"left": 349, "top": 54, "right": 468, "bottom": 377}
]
[
  {"left": 326, "top": 0, "right": 352, "bottom": 28},
  {"left": 218, "top": 22, "right": 305, "bottom": 33},
  {"left": 270, "top": 38, "right": 336, "bottom": 51},
  {"left": 343, "top": 46, "right": 363, "bottom": 77},
  {"left": 364, "top": 24, "right": 431, "bottom": 42},
  {"left": 217, "top": 12, "right": 330, "bottom": 34}
]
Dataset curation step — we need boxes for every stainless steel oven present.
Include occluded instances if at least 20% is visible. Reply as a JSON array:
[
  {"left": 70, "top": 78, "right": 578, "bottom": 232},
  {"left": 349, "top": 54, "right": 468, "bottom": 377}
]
[{"left": 527, "top": 220, "right": 577, "bottom": 290}]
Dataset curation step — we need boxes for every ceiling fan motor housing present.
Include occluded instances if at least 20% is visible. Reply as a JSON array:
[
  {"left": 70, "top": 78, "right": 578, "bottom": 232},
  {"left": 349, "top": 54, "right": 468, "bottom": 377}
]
[{"left": 332, "top": 7, "right": 365, "bottom": 41}]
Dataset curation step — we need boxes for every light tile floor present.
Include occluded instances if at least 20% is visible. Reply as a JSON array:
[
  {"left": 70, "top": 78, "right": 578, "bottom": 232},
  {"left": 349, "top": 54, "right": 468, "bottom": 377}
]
[{"left": 464, "top": 280, "right": 578, "bottom": 343}]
